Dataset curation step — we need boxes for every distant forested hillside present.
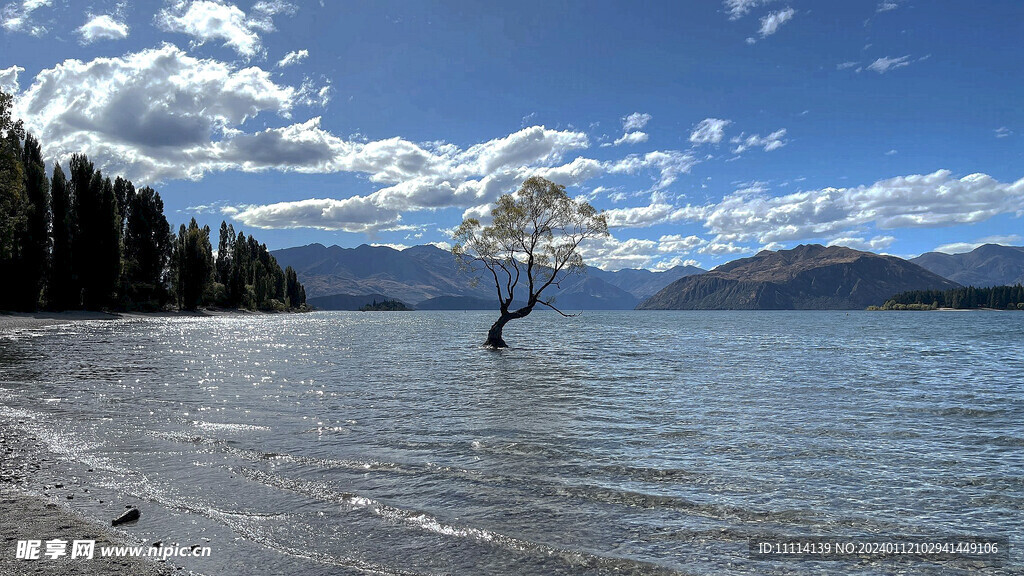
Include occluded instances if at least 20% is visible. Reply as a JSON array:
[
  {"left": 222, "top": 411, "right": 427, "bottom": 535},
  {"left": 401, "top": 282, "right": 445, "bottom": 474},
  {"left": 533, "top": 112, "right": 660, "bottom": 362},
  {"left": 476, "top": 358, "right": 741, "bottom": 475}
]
[{"left": 872, "top": 285, "right": 1024, "bottom": 310}]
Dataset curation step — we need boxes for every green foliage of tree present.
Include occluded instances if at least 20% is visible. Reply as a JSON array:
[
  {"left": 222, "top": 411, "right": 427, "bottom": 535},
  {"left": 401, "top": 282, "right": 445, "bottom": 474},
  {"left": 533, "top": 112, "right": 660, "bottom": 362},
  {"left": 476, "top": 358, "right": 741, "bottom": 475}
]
[
  {"left": 122, "top": 187, "right": 173, "bottom": 309},
  {"left": 453, "top": 176, "right": 608, "bottom": 347},
  {"left": 874, "top": 285, "right": 1024, "bottom": 310},
  {"left": 15, "top": 134, "right": 51, "bottom": 310},
  {"left": 175, "top": 219, "right": 214, "bottom": 310},
  {"left": 0, "top": 91, "right": 28, "bottom": 307},
  {"left": 358, "top": 298, "right": 411, "bottom": 311},
  {"left": 49, "top": 164, "right": 75, "bottom": 309}
]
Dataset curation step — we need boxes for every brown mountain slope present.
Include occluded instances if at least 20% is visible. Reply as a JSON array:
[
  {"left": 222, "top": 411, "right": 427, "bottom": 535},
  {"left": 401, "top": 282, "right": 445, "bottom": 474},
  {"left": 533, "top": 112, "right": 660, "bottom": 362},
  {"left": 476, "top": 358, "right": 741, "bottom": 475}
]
[{"left": 638, "top": 244, "right": 960, "bottom": 310}]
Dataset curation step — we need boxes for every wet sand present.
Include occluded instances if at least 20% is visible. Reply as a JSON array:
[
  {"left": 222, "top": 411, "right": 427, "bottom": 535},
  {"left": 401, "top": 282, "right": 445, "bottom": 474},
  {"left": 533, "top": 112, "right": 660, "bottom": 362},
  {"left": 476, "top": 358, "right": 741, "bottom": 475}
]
[{"left": 0, "top": 424, "right": 177, "bottom": 576}]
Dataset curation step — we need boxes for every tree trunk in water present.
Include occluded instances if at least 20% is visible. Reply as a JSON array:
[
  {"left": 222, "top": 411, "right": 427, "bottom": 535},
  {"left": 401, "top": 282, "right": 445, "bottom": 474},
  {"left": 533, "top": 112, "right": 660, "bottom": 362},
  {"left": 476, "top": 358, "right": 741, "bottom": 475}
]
[{"left": 485, "top": 314, "right": 511, "bottom": 348}]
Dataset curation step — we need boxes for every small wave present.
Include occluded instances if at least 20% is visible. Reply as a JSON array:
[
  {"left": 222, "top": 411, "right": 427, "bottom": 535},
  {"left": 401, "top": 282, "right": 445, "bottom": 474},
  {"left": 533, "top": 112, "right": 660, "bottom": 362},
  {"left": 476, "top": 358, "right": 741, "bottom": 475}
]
[
  {"left": 239, "top": 468, "right": 683, "bottom": 575},
  {"left": 192, "top": 420, "right": 271, "bottom": 432}
]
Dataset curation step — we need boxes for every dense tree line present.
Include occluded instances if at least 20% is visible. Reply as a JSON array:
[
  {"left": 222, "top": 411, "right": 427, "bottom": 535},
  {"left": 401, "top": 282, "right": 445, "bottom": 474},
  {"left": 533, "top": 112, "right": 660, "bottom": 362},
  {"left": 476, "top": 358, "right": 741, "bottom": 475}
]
[
  {"left": 872, "top": 285, "right": 1024, "bottom": 310},
  {"left": 0, "top": 91, "right": 305, "bottom": 313}
]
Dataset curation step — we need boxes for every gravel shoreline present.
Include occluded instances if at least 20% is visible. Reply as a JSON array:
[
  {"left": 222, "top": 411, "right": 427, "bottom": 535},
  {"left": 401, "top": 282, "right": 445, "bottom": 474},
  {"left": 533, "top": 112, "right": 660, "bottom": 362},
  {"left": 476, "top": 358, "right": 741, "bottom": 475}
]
[{"left": 0, "top": 424, "right": 180, "bottom": 575}]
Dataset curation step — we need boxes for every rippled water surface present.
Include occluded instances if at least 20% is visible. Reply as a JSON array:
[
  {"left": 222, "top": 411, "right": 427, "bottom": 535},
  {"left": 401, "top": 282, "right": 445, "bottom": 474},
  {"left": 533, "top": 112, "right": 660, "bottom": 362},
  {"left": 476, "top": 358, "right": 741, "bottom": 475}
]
[{"left": 1, "top": 311, "right": 1022, "bottom": 575}]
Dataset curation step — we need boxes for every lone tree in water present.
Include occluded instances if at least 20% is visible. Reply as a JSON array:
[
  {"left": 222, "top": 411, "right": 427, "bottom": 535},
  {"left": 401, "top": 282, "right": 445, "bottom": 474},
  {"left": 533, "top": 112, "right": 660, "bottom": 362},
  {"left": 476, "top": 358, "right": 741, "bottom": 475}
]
[{"left": 453, "top": 176, "right": 608, "bottom": 348}]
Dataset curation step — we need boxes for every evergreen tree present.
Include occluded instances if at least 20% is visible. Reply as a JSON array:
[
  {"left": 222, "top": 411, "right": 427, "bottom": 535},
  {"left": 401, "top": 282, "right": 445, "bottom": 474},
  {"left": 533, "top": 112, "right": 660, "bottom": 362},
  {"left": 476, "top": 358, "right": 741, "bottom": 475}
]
[
  {"left": 123, "top": 187, "right": 173, "bottom": 308},
  {"left": 15, "top": 134, "right": 50, "bottom": 310},
  {"left": 49, "top": 164, "right": 75, "bottom": 309},
  {"left": 0, "top": 92, "right": 27, "bottom": 307},
  {"left": 175, "top": 218, "right": 214, "bottom": 310},
  {"left": 285, "top": 266, "right": 304, "bottom": 308},
  {"left": 216, "top": 221, "right": 234, "bottom": 286}
]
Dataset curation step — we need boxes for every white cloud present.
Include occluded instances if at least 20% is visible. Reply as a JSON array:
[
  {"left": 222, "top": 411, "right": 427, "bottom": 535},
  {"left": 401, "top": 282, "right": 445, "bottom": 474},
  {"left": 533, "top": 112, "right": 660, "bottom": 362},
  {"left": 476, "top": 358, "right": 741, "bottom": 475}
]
[
  {"left": 699, "top": 240, "right": 749, "bottom": 255},
  {"left": 723, "top": 0, "right": 775, "bottom": 20},
  {"left": 836, "top": 61, "right": 859, "bottom": 70},
  {"left": 758, "top": 7, "right": 795, "bottom": 38},
  {"left": 885, "top": 149, "right": 898, "bottom": 156},
  {"left": 223, "top": 196, "right": 399, "bottom": 233},
  {"left": 15, "top": 44, "right": 306, "bottom": 182},
  {"left": 370, "top": 243, "right": 411, "bottom": 251},
  {"left": 876, "top": 1, "right": 899, "bottom": 12},
  {"left": 933, "top": 234, "right": 1023, "bottom": 255},
  {"left": 697, "top": 171, "right": 1024, "bottom": 246},
  {"left": 1, "top": 0, "right": 51, "bottom": 35},
  {"left": 994, "top": 127, "right": 1012, "bottom": 139},
  {"left": 690, "top": 118, "right": 731, "bottom": 145},
  {"left": 155, "top": 1, "right": 296, "bottom": 58},
  {"left": 657, "top": 234, "right": 705, "bottom": 254},
  {"left": 590, "top": 170, "right": 1024, "bottom": 254},
  {"left": 606, "top": 150, "right": 699, "bottom": 190},
  {"left": 0, "top": 65, "right": 24, "bottom": 93},
  {"left": 827, "top": 235, "right": 896, "bottom": 252},
  {"left": 612, "top": 131, "right": 648, "bottom": 146},
  {"left": 277, "top": 49, "right": 308, "bottom": 68},
  {"left": 731, "top": 128, "right": 787, "bottom": 153},
  {"left": 622, "top": 112, "right": 651, "bottom": 132},
  {"left": 77, "top": 14, "right": 129, "bottom": 44},
  {"left": 578, "top": 235, "right": 659, "bottom": 270},
  {"left": 654, "top": 257, "right": 701, "bottom": 271},
  {"left": 867, "top": 55, "right": 912, "bottom": 74}
]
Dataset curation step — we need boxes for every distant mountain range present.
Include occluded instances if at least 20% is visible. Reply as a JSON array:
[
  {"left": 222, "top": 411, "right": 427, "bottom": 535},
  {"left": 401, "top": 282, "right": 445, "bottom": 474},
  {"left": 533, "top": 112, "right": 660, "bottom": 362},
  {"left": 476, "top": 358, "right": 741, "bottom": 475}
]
[
  {"left": 637, "top": 244, "right": 959, "bottom": 310},
  {"left": 272, "top": 243, "right": 703, "bottom": 310},
  {"left": 911, "top": 244, "right": 1024, "bottom": 287},
  {"left": 276, "top": 242, "right": 1024, "bottom": 311}
]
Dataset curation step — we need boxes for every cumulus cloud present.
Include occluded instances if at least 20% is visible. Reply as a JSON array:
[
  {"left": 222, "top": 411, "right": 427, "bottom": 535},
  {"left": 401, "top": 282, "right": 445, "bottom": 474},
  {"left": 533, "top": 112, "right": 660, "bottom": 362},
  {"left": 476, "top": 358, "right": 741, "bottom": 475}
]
[
  {"left": 1, "top": 0, "right": 51, "bottom": 35},
  {"left": 932, "top": 234, "right": 1024, "bottom": 255},
  {"left": 698, "top": 171, "right": 1024, "bottom": 246},
  {"left": 690, "top": 118, "right": 731, "bottom": 144},
  {"left": 156, "top": 0, "right": 296, "bottom": 58},
  {"left": 0, "top": 65, "right": 24, "bottom": 93},
  {"left": 657, "top": 234, "right": 706, "bottom": 253},
  {"left": 654, "top": 256, "right": 702, "bottom": 271},
  {"left": 622, "top": 112, "right": 651, "bottom": 132},
  {"left": 584, "top": 170, "right": 1024, "bottom": 262},
  {"left": 223, "top": 196, "right": 400, "bottom": 233},
  {"left": 758, "top": 7, "right": 795, "bottom": 38},
  {"left": 578, "top": 235, "right": 658, "bottom": 270},
  {"left": 612, "top": 131, "right": 648, "bottom": 146},
  {"left": 277, "top": 49, "right": 308, "bottom": 67},
  {"left": 731, "top": 128, "right": 787, "bottom": 153},
  {"left": 605, "top": 113, "right": 652, "bottom": 147},
  {"left": 15, "top": 44, "right": 305, "bottom": 181},
  {"left": 77, "top": 14, "right": 129, "bottom": 44},
  {"left": 867, "top": 55, "right": 912, "bottom": 74}
]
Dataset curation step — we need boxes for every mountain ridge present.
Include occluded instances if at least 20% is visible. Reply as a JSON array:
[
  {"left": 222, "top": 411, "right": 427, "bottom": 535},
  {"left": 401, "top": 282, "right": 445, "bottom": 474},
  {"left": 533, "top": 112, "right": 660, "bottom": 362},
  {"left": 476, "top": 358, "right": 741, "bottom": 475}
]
[
  {"left": 271, "top": 243, "right": 702, "bottom": 310},
  {"left": 910, "top": 244, "right": 1024, "bottom": 287},
  {"left": 638, "top": 244, "right": 960, "bottom": 310}
]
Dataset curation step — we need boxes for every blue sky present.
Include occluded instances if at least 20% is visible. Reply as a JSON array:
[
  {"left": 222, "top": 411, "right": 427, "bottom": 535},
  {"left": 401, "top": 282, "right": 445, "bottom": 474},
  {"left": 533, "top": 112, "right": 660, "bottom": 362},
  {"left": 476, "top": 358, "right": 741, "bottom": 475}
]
[{"left": 1, "top": 0, "right": 1022, "bottom": 270}]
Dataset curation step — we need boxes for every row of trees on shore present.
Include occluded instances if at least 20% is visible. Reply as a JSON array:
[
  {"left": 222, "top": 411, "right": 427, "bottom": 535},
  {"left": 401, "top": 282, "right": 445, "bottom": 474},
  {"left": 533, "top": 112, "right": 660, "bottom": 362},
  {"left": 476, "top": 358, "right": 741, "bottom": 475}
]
[
  {"left": 872, "top": 285, "right": 1024, "bottom": 310},
  {"left": 0, "top": 90, "right": 305, "bottom": 312}
]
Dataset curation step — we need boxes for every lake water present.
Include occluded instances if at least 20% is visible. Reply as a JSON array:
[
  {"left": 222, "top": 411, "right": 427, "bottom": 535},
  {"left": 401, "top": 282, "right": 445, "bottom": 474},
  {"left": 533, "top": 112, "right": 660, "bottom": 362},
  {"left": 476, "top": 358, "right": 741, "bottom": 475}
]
[{"left": 0, "top": 311, "right": 1021, "bottom": 575}]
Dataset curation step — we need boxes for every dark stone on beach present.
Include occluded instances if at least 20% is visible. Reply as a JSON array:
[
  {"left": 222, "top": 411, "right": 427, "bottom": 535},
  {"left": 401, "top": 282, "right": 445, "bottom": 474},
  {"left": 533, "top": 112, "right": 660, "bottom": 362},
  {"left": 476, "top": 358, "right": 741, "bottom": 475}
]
[{"left": 112, "top": 507, "right": 140, "bottom": 526}]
